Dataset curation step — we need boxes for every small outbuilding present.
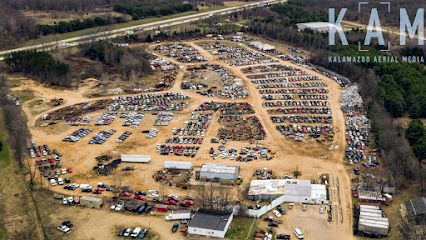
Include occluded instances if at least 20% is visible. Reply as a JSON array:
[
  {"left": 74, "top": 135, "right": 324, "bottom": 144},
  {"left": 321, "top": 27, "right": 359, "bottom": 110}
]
[{"left": 188, "top": 209, "right": 233, "bottom": 238}]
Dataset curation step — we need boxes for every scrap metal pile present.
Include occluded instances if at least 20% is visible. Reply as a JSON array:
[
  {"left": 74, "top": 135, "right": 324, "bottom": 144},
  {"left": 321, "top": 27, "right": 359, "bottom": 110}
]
[
  {"left": 181, "top": 64, "right": 248, "bottom": 99},
  {"left": 154, "top": 43, "right": 207, "bottom": 63},
  {"left": 107, "top": 92, "right": 188, "bottom": 112},
  {"left": 198, "top": 42, "right": 277, "bottom": 66}
]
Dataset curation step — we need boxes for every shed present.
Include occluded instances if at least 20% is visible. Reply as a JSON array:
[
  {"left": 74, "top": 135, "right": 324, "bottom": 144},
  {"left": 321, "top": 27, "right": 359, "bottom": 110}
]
[
  {"left": 80, "top": 196, "right": 103, "bottom": 208},
  {"left": 121, "top": 154, "right": 151, "bottom": 163},
  {"left": 188, "top": 209, "right": 233, "bottom": 238},
  {"left": 164, "top": 161, "right": 192, "bottom": 170}
]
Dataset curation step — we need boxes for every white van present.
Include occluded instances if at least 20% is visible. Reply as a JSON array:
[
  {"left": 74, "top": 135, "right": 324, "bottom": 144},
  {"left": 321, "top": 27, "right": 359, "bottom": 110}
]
[
  {"left": 293, "top": 228, "right": 304, "bottom": 239},
  {"left": 131, "top": 227, "right": 141, "bottom": 237}
]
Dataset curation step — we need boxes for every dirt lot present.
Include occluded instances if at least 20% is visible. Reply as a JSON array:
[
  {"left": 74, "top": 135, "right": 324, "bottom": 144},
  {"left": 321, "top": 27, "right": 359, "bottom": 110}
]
[{"left": 9, "top": 36, "right": 354, "bottom": 240}]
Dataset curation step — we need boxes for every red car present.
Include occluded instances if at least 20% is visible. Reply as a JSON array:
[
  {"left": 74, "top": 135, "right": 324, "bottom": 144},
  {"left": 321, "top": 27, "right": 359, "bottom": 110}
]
[
  {"left": 67, "top": 167, "right": 73, "bottom": 173},
  {"left": 134, "top": 195, "right": 145, "bottom": 200},
  {"left": 119, "top": 192, "right": 132, "bottom": 198}
]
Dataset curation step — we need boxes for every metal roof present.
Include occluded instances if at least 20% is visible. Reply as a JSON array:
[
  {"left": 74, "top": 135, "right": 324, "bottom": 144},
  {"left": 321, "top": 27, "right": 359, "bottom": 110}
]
[
  {"left": 405, "top": 197, "right": 426, "bottom": 216},
  {"left": 189, "top": 209, "right": 233, "bottom": 231}
]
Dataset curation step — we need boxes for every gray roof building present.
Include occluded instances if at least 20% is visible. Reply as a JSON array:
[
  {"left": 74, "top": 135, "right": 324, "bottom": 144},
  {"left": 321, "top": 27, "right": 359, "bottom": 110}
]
[{"left": 188, "top": 209, "right": 233, "bottom": 238}]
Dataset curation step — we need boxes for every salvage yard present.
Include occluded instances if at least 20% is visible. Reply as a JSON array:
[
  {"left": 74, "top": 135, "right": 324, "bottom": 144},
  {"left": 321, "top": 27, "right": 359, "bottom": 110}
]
[{"left": 7, "top": 34, "right": 354, "bottom": 240}]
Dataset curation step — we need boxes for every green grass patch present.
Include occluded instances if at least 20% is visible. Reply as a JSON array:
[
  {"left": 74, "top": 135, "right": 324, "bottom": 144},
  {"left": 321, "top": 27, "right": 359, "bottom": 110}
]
[
  {"left": 14, "top": 90, "right": 34, "bottom": 103},
  {"left": 226, "top": 217, "right": 257, "bottom": 240},
  {"left": 0, "top": 119, "right": 11, "bottom": 169},
  {"left": 0, "top": 224, "right": 9, "bottom": 240}
]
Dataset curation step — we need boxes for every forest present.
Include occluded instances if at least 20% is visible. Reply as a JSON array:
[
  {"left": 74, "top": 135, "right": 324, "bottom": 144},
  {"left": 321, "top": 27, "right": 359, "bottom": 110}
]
[
  {"left": 4, "top": 51, "right": 71, "bottom": 87},
  {"left": 82, "top": 41, "right": 152, "bottom": 80},
  {"left": 113, "top": 0, "right": 194, "bottom": 20}
]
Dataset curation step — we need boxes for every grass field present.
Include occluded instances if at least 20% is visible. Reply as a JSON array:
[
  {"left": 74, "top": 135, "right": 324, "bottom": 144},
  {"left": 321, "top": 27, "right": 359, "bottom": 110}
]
[
  {"left": 225, "top": 217, "right": 257, "bottom": 240},
  {"left": 0, "top": 117, "right": 11, "bottom": 239}
]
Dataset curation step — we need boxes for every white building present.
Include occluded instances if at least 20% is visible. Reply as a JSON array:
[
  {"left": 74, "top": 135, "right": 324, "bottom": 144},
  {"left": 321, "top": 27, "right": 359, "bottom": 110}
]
[
  {"left": 199, "top": 163, "right": 240, "bottom": 181},
  {"left": 296, "top": 22, "right": 343, "bottom": 33},
  {"left": 248, "top": 179, "right": 328, "bottom": 204},
  {"left": 188, "top": 210, "right": 233, "bottom": 238}
]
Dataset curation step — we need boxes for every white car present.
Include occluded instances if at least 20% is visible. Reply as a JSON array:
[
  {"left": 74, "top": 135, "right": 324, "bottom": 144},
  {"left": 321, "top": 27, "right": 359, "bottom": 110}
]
[
  {"left": 319, "top": 206, "right": 325, "bottom": 214},
  {"left": 57, "top": 178, "right": 64, "bottom": 185},
  {"left": 293, "top": 228, "right": 304, "bottom": 239},
  {"left": 115, "top": 201, "right": 125, "bottom": 211},
  {"left": 123, "top": 228, "right": 132, "bottom": 237},
  {"left": 273, "top": 210, "right": 282, "bottom": 218},
  {"left": 61, "top": 168, "right": 67, "bottom": 174},
  {"left": 62, "top": 198, "right": 68, "bottom": 205},
  {"left": 50, "top": 179, "right": 57, "bottom": 186},
  {"left": 57, "top": 225, "right": 70, "bottom": 234},
  {"left": 67, "top": 197, "right": 74, "bottom": 204}
]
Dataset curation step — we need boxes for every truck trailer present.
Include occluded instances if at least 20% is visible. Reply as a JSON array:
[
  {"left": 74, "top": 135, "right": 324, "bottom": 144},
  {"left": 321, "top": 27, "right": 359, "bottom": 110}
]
[{"left": 165, "top": 210, "right": 191, "bottom": 221}]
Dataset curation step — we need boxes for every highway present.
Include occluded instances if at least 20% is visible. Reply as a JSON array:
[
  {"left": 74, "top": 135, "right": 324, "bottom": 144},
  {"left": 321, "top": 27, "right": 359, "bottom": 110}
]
[{"left": 0, "top": 0, "right": 285, "bottom": 59}]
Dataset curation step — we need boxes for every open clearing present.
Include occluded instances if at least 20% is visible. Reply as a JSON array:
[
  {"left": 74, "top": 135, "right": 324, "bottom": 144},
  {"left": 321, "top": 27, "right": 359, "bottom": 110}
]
[{"left": 9, "top": 35, "right": 354, "bottom": 240}]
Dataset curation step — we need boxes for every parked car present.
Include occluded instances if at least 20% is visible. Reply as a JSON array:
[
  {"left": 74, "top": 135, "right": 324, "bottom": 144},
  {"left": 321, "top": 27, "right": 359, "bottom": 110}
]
[
  {"left": 273, "top": 210, "right": 282, "bottom": 218},
  {"left": 123, "top": 228, "right": 132, "bottom": 237},
  {"left": 293, "top": 228, "right": 304, "bottom": 239},
  {"left": 276, "top": 233, "right": 291, "bottom": 239},
  {"left": 57, "top": 225, "right": 70, "bottom": 234},
  {"left": 172, "top": 223, "right": 179, "bottom": 233},
  {"left": 319, "top": 206, "right": 325, "bottom": 214}
]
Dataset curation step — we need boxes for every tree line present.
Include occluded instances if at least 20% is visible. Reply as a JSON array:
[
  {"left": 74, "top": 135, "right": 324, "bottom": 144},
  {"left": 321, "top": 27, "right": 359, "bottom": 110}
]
[
  {"left": 0, "top": 0, "right": 130, "bottom": 11},
  {"left": 37, "top": 15, "right": 127, "bottom": 35},
  {"left": 406, "top": 119, "right": 426, "bottom": 160},
  {"left": 4, "top": 51, "right": 71, "bottom": 87},
  {"left": 113, "top": 0, "right": 194, "bottom": 20}
]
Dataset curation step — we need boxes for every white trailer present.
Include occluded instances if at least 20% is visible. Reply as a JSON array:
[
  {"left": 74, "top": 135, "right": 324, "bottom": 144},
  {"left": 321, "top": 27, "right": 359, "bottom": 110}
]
[
  {"left": 165, "top": 210, "right": 191, "bottom": 221},
  {"left": 121, "top": 154, "right": 151, "bottom": 163},
  {"left": 164, "top": 161, "right": 192, "bottom": 170}
]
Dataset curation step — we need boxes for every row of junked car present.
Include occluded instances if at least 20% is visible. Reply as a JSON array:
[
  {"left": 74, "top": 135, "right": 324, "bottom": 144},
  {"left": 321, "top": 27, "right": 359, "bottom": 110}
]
[
  {"left": 88, "top": 129, "right": 117, "bottom": 144},
  {"left": 166, "top": 137, "right": 204, "bottom": 145},
  {"left": 209, "top": 145, "right": 273, "bottom": 161},
  {"left": 157, "top": 145, "right": 199, "bottom": 157},
  {"left": 63, "top": 128, "right": 93, "bottom": 143},
  {"left": 117, "top": 227, "right": 149, "bottom": 239}
]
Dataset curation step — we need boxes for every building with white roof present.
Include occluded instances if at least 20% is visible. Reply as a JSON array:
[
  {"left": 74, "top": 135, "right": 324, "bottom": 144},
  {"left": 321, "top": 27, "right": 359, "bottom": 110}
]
[
  {"left": 296, "top": 22, "right": 343, "bottom": 33},
  {"left": 199, "top": 163, "right": 240, "bottom": 181},
  {"left": 248, "top": 179, "right": 328, "bottom": 204}
]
